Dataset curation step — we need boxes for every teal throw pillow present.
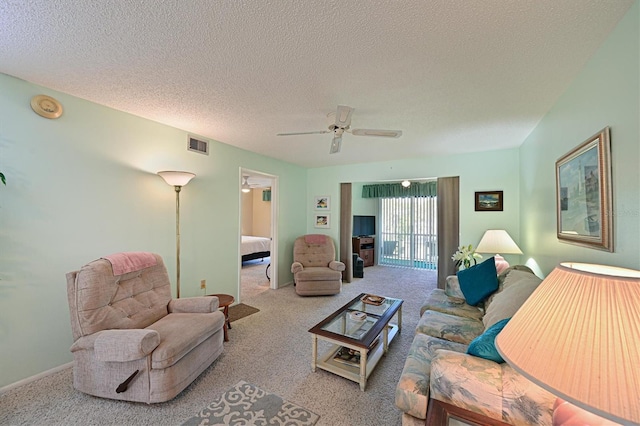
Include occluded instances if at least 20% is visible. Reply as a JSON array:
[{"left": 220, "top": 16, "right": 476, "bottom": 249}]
[
  {"left": 457, "top": 257, "right": 498, "bottom": 306},
  {"left": 467, "top": 317, "right": 510, "bottom": 363}
]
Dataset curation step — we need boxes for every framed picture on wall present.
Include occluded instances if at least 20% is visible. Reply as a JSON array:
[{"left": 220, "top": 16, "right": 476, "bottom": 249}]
[
  {"left": 314, "top": 214, "right": 330, "bottom": 229},
  {"left": 475, "top": 191, "right": 503, "bottom": 211},
  {"left": 314, "top": 195, "right": 330, "bottom": 211},
  {"left": 555, "top": 127, "right": 612, "bottom": 252}
]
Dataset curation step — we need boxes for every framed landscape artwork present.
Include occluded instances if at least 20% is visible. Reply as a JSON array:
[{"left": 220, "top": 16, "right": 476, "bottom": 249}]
[
  {"left": 475, "top": 191, "right": 503, "bottom": 211},
  {"left": 555, "top": 127, "right": 612, "bottom": 252}
]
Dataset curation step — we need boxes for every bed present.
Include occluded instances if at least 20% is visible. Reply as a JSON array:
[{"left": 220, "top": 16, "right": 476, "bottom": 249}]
[{"left": 241, "top": 235, "right": 271, "bottom": 262}]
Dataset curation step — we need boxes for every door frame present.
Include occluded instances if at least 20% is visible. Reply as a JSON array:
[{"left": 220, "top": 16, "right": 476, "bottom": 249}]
[{"left": 238, "top": 168, "right": 279, "bottom": 303}]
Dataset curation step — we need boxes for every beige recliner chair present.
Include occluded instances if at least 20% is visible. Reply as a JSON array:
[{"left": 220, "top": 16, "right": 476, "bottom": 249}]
[
  {"left": 291, "top": 234, "right": 345, "bottom": 296},
  {"left": 66, "top": 252, "right": 225, "bottom": 403}
]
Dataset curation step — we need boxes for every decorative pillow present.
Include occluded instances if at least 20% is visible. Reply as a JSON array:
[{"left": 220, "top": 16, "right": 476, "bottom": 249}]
[
  {"left": 483, "top": 269, "right": 542, "bottom": 329},
  {"left": 457, "top": 257, "right": 498, "bottom": 306},
  {"left": 485, "top": 265, "right": 533, "bottom": 309},
  {"left": 467, "top": 317, "right": 510, "bottom": 363}
]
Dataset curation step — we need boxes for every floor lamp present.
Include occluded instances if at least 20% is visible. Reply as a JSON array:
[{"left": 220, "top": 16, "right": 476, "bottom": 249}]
[{"left": 157, "top": 171, "right": 195, "bottom": 299}]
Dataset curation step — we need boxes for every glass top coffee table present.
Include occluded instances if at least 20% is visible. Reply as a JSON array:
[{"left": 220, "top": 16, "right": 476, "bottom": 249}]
[{"left": 308, "top": 293, "right": 403, "bottom": 390}]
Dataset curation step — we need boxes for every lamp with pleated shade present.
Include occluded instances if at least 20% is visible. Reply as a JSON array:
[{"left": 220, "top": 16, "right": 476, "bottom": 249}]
[{"left": 495, "top": 262, "right": 640, "bottom": 425}]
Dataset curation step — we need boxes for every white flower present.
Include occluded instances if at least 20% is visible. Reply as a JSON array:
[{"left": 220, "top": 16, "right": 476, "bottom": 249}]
[{"left": 451, "top": 244, "right": 482, "bottom": 269}]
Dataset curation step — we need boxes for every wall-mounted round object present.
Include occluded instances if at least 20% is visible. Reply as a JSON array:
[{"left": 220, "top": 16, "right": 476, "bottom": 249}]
[{"left": 30, "top": 95, "right": 63, "bottom": 119}]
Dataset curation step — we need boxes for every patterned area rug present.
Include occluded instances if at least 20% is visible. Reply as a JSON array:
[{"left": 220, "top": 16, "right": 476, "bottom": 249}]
[
  {"left": 228, "top": 303, "right": 260, "bottom": 323},
  {"left": 182, "top": 381, "right": 320, "bottom": 425}
]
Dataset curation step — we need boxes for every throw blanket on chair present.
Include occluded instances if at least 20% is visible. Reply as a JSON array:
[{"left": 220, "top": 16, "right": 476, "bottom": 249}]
[
  {"left": 305, "top": 234, "right": 327, "bottom": 244},
  {"left": 102, "top": 252, "right": 157, "bottom": 275}
]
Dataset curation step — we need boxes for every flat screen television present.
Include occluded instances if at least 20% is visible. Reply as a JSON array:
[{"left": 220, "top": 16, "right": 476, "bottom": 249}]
[{"left": 353, "top": 215, "right": 376, "bottom": 237}]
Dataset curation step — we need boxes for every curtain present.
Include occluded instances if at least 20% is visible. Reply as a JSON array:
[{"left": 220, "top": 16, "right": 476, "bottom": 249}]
[
  {"left": 362, "top": 181, "right": 437, "bottom": 198},
  {"left": 340, "top": 183, "right": 353, "bottom": 283},
  {"left": 437, "top": 176, "right": 459, "bottom": 289},
  {"left": 262, "top": 189, "right": 271, "bottom": 201}
]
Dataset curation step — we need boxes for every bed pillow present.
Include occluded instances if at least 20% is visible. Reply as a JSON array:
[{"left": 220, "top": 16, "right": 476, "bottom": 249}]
[
  {"left": 457, "top": 257, "right": 498, "bottom": 306},
  {"left": 467, "top": 317, "right": 510, "bottom": 363}
]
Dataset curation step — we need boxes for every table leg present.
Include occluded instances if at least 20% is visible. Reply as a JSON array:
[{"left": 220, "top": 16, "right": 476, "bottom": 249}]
[
  {"left": 225, "top": 306, "right": 232, "bottom": 329},
  {"left": 359, "top": 349, "right": 367, "bottom": 391},
  {"left": 221, "top": 306, "right": 230, "bottom": 342},
  {"left": 383, "top": 325, "right": 389, "bottom": 353},
  {"left": 398, "top": 305, "right": 402, "bottom": 332},
  {"left": 311, "top": 335, "right": 317, "bottom": 372}
]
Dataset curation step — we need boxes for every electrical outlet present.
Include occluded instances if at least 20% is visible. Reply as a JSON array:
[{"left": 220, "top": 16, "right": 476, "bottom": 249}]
[{"left": 200, "top": 279, "right": 206, "bottom": 290}]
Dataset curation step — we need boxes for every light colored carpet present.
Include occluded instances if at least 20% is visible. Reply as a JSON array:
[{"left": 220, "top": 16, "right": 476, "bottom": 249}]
[
  {"left": 241, "top": 258, "right": 272, "bottom": 299},
  {"left": 0, "top": 264, "right": 436, "bottom": 425},
  {"left": 182, "top": 380, "right": 319, "bottom": 425}
]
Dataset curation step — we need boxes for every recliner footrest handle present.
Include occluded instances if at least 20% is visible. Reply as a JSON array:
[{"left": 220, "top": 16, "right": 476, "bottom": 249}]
[{"left": 116, "top": 370, "right": 139, "bottom": 393}]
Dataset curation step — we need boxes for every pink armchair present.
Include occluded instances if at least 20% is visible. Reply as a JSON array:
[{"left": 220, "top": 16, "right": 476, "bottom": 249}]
[
  {"left": 66, "top": 252, "right": 225, "bottom": 403},
  {"left": 291, "top": 234, "right": 345, "bottom": 296}
]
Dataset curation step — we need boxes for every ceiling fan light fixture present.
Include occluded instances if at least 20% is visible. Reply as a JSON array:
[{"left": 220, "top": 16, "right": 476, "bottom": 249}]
[
  {"left": 276, "top": 105, "right": 403, "bottom": 155},
  {"left": 241, "top": 176, "right": 251, "bottom": 193}
]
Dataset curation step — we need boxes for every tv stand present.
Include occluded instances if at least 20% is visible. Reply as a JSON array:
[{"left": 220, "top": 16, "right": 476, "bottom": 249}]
[{"left": 352, "top": 237, "right": 374, "bottom": 267}]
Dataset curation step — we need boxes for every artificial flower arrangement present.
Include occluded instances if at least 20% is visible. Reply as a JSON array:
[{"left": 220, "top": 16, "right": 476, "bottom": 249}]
[{"left": 451, "top": 244, "right": 482, "bottom": 270}]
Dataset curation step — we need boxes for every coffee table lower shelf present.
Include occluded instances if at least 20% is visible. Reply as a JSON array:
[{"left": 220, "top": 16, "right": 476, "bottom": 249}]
[{"left": 311, "top": 323, "right": 399, "bottom": 391}]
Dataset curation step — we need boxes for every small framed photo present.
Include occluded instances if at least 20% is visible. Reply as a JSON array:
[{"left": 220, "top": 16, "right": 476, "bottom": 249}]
[
  {"left": 314, "top": 195, "right": 330, "bottom": 211},
  {"left": 475, "top": 191, "right": 503, "bottom": 211},
  {"left": 314, "top": 214, "right": 330, "bottom": 229}
]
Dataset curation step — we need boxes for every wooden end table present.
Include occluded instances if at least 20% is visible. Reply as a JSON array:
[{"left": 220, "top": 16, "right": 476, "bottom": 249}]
[{"left": 207, "top": 293, "right": 234, "bottom": 341}]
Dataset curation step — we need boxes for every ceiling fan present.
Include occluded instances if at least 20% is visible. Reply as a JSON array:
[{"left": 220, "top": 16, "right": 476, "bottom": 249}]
[
  {"left": 277, "top": 105, "right": 402, "bottom": 154},
  {"left": 241, "top": 175, "right": 271, "bottom": 193}
]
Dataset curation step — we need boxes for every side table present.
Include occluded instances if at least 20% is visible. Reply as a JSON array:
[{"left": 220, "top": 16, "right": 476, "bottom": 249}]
[{"left": 206, "top": 293, "right": 234, "bottom": 342}]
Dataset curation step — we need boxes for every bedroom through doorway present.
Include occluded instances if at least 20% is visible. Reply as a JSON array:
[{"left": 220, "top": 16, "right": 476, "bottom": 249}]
[{"left": 239, "top": 169, "right": 278, "bottom": 303}]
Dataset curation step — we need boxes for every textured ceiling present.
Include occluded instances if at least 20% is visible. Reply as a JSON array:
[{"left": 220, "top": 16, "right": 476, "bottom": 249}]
[{"left": 0, "top": 0, "right": 633, "bottom": 168}]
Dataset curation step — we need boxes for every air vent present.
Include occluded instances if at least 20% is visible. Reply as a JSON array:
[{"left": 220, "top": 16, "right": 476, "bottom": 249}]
[{"left": 187, "top": 135, "right": 209, "bottom": 155}]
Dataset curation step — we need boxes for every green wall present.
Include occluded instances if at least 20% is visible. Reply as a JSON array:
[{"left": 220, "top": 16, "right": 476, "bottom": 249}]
[
  {"left": 1, "top": 1, "right": 637, "bottom": 389},
  {"left": 519, "top": 1, "right": 639, "bottom": 275},
  {"left": 307, "top": 148, "right": 523, "bottom": 268},
  {"left": 0, "top": 73, "right": 306, "bottom": 387}
]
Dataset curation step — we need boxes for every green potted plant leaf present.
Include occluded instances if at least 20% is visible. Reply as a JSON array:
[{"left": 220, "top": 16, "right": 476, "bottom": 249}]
[{"left": 0, "top": 172, "right": 5, "bottom": 185}]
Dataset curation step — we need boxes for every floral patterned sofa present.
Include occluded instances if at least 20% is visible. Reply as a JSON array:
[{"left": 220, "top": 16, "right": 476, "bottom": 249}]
[{"left": 395, "top": 264, "right": 557, "bottom": 425}]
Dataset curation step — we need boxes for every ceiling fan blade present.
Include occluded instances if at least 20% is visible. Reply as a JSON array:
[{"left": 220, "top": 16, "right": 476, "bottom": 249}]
[
  {"left": 351, "top": 128, "right": 403, "bottom": 138},
  {"left": 335, "top": 105, "right": 354, "bottom": 128},
  {"left": 329, "top": 135, "right": 342, "bottom": 154},
  {"left": 276, "top": 130, "right": 330, "bottom": 136}
]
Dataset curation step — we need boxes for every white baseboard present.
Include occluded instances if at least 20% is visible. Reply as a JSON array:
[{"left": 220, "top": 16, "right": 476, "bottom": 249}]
[{"left": 0, "top": 362, "right": 73, "bottom": 395}]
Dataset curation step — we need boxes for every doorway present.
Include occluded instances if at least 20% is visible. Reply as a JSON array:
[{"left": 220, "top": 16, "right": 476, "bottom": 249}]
[{"left": 239, "top": 168, "right": 278, "bottom": 303}]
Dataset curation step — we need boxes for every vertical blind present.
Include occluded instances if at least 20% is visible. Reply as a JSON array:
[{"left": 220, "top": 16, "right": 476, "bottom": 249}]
[{"left": 379, "top": 195, "right": 438, "bottom": 269}]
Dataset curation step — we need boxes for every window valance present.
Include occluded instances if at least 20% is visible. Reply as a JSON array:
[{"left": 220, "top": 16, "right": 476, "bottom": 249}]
[{"left": 361, "top": 181, "right": 436, "bottom": 198}]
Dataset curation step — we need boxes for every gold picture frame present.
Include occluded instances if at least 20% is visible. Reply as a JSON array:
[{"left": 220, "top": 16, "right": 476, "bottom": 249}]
[{"left": 556, "top": 127, "right": 613, "bottom": 251}]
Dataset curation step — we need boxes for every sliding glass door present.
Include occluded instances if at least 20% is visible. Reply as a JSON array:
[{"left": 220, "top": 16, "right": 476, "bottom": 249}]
[{"left": 379, "top": 196, "right": 437, "bottom": 269}]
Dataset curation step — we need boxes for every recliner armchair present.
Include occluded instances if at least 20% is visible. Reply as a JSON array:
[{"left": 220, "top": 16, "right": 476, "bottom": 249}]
[
  {"left": 66, "top": 252, "right": 225, "bottom": 403},
  {"left": 291, "top": 234, "right": 345, "bottom": 296}
]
